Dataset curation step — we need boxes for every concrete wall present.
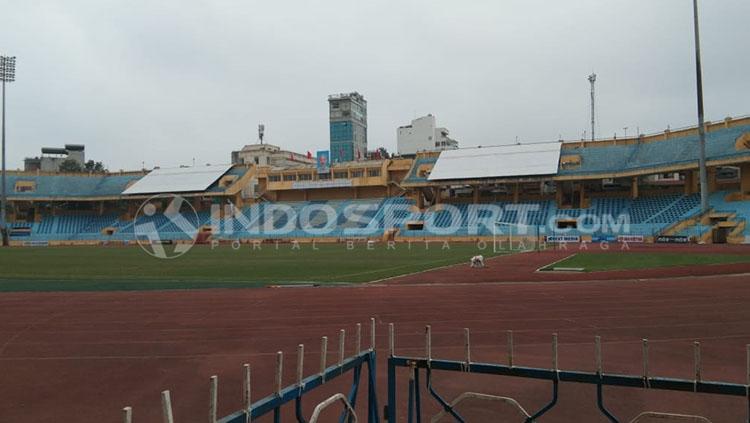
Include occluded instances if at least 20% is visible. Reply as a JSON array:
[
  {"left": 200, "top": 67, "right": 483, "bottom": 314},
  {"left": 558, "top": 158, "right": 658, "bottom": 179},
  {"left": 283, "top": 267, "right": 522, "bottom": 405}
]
[
  {"left": 41, "top": 156, "right": 87, "bottom": 172},
  {"left": 435, "top": 127, "right": 458, "bottom": 150},
  {"left": 398, "top": 114, "right": 437, "bottom": 155},
  {"left": 67, "top": 150, "right": 85, "bottom": 164},
  {"left": 741, "top": 163, "right": 750, "bottom": 197},
  {"left": 25, "top": 148, "right": 86, "bottom": 172},
  {"left": 232, "top": 144, "right": 314, "bottom": 167},
  {"left": 397, "top": 114, "right": 458, "bottom": 155}
]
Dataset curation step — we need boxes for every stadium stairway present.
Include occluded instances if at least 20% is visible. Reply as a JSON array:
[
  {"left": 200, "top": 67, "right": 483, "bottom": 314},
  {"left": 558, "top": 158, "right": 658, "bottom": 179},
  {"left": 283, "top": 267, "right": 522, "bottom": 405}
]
[
  {"left": 659, "top": 191, "right": 750, "bottom": 242},
  {"left": 708, "top": 191, "right": 750, "bottom": 242}
]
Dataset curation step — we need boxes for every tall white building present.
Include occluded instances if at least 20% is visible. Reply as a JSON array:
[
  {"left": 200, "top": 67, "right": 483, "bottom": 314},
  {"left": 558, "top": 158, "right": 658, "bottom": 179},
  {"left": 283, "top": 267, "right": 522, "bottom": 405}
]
[{"left": 397, "top": 114, "right": 458, "bottom": 156}]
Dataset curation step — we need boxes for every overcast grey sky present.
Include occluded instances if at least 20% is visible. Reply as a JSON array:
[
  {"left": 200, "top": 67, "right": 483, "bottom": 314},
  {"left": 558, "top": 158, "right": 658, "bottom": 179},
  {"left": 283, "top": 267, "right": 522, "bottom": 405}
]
[{"left": 2, "top": 0, "right": 748, "bottom": 170}]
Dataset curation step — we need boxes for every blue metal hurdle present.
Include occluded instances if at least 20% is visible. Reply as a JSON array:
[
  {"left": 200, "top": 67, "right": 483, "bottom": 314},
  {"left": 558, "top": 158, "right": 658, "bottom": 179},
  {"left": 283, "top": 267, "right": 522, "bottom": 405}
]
[
  {"left": 122, "top": 319, "right": 380, "bottom": 423},
  {"left": 387, "top": 324, "right": 750, "bottom": 423},
  {"left": 121, "top": 320, "right": 750, "bottom": 422}
]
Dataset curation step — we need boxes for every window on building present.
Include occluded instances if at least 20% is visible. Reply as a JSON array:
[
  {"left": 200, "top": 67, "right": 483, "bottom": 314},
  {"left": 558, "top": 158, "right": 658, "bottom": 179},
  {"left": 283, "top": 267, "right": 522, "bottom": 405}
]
[
  {"left": 351, "top": 170, "right": 364, "bottom": 178},
  {"left": 14, "top": 181, "right": 36, "bottom": 193},
  {"left": 333, "top": 171, "right": 348, "bottom": 179},
  {"left": 268, "top": 175, "right": 281, "bottom": 182},
  {"left": 283, "top": 174, "right": 297, "bottom": 181},
  {"left": 367, "top": 169, "right": 381, "bottom": 177},
  {"left": 298, "top": 173, "right": 312, "bottom": 181},
  {"left": 318, "top": 173, "right": 331, "bottom": 180},
  {"left": 330, "top": 122, "right": 354, "bottom": 142}
]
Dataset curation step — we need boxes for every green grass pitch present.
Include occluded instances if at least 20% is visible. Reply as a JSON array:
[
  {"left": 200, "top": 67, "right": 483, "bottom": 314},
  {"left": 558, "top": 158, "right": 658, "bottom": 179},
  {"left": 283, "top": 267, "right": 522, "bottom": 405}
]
[
  {"left": 0, "top": 242, "right": 505, "bottom": 292},
  {"left": 542, "top": 252, "right": 750, "bottom": 272}
]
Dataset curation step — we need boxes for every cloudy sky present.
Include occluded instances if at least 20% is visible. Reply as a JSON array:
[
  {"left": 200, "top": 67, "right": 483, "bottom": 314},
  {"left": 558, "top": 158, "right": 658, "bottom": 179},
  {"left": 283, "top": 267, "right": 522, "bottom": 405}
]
[{"left": 2, "top": 0, "right": 748, "bottom": 170}]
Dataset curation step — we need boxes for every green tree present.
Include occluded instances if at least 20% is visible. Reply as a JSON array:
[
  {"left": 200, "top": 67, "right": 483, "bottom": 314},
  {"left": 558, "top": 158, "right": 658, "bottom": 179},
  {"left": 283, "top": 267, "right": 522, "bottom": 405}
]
[
  {"left": 58, "top": 159, "right": 84, "bottom": 173},
  {"left": 84, "top": 160, "right": 107, "bottom": 173}
]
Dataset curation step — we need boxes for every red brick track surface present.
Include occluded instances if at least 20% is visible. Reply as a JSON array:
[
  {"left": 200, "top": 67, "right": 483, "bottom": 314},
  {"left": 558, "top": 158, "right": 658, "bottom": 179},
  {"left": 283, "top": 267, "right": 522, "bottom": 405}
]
[
  {"left": 1, "top": 245, "right": 750, "bottom": 422},
  {"left": 385, "top": 243, "right": 750, "bottom": 284}
]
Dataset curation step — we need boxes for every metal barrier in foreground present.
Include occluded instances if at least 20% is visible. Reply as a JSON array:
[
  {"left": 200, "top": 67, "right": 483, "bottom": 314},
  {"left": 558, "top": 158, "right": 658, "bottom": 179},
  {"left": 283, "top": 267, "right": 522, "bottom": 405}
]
[
  {"left": 387, "top": 324, "right": 750, "bottom": 423},
  {"left": 122, "top": 319, "right": 379, "bottom": 423}
]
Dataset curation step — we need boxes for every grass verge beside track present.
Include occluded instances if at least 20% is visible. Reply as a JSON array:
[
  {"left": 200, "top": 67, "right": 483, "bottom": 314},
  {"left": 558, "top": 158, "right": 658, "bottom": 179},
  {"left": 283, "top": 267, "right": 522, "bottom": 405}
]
[
  {"left": 0, "top": 242, "right": 505, "bottom": 291},
  {"left": 540, "top": 251, "right": 750, "bottom": 272}
]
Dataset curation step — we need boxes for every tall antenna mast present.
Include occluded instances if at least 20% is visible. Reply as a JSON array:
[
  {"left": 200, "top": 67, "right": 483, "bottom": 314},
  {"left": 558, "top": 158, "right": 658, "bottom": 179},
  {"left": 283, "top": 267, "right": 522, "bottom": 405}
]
[
  {"left": 588, "top": 73, "right": 596, "bottom": 143},
  {"left": 258, "top": 124, "right": 265, "bottom": 145}
]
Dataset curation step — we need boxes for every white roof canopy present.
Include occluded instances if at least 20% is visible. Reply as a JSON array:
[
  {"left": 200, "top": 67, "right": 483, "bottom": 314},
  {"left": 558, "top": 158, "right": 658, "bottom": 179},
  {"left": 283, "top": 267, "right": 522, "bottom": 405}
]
[
  {"left": 427, "top": 142, "right": 562, "bottom": 181},
  {"left": 122, "top": 164, "right": 233, "bottom": 195}
]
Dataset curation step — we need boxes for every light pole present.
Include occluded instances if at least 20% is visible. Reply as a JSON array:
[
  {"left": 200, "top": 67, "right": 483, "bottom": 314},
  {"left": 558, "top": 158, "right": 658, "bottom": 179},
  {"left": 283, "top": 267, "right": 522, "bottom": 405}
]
[
  {"left": 0, "top": 55, "right": 16, "bottom": 247},
  {"left": 692, "top": 0, "right": 709, "bottom": 213},
  {"left": 588, "top": 73, "right": 596, "bottom": 143}
]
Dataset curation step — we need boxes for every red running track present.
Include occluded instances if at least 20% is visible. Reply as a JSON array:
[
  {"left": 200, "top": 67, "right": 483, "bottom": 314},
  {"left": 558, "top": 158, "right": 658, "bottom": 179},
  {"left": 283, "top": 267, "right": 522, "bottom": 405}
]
[
  {"left": 385, "top": 243, "right": 750, "bottom": 284},
  {"left": 2, "top": 271, "right": 750, "bottom": 421}
]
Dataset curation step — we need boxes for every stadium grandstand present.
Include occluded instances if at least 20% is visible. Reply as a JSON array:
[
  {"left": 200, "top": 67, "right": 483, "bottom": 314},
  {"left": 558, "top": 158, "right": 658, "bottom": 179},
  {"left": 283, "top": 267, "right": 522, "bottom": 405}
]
[{"left": 4, "top": 115, "right": 750, "bottom": 245}]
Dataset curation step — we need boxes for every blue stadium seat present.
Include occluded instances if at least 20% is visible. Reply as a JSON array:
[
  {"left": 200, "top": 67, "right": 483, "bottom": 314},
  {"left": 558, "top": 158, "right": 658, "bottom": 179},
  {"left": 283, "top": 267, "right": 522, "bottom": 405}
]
[
  {"left": 13, "top": 189, "right": 750, "bottom": 242},
  {"left": 560, "top": 125, "right": 750, "bottom": 176}
]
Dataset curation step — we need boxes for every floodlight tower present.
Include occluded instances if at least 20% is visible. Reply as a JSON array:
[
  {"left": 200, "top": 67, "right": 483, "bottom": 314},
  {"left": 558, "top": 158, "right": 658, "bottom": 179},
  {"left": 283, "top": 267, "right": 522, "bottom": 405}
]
[
  {"left": 258, "top": 124, "right": 265, "bottom": 144},
  {"left": 0, "top": 55, "right": 16, "bottom": 247},
  {"left": 692, "top": 0, "right": 709, "bottom": 212},
  {"left": 588, "top": 73, "right": 596, "bottom": 143}
]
